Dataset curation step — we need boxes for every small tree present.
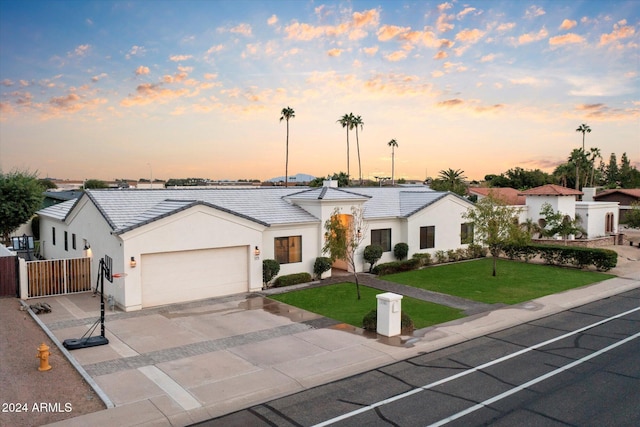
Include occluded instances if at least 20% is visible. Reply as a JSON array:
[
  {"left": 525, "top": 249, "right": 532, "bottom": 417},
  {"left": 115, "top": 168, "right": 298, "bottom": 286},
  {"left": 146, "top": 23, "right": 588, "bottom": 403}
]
[
  {"left": 323, "top": 206, "right": 366, "bottom": 299},
  {"left": 0, "top": 170, "right": 44, "bottom": 244},
  {"left": 393, "top": 242, "right": 409, "bottom": 260},
  {"left": 363, "top": 244, "right": 383, "bottom": 272},
  {"left": 83, "top": 179, "right": 108, "bottom": 189},
  {"left": 262, "top": 259, "right": 280, "bottom": 288},
  {"left": 539, "top": 203, "right": 585, "bottom": 240},
  {"left": 313, "top": 256, "right": 332, "bottom": 279},
  {"left": 463, "top": 195, "right": 528, "bottom": 276},
  {"left": 626, "top": 202, "right": 640, "bottom": 229}
]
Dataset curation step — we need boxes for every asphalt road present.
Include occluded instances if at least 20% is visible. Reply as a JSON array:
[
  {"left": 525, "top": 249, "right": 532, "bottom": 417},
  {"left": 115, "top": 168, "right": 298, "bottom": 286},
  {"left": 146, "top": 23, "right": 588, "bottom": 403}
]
[{"left": 195, "top": 288, "right": 640, "bottom": 427}]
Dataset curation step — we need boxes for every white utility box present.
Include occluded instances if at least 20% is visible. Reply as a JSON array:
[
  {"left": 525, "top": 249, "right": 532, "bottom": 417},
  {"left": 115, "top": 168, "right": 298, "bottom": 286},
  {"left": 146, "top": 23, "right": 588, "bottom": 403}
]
[{"left": 376, "top": 292, "right": 403, "bottom": 337}]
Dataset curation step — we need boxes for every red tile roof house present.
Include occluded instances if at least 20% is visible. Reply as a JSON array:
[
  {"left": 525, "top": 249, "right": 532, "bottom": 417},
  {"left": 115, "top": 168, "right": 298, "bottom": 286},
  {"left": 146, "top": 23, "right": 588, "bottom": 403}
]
[
  {"left": 35, "top": 183, "right": 476, "bottom": 311},
  {"left": 519, "top": 184, "right": 619, "bottom": 241}
]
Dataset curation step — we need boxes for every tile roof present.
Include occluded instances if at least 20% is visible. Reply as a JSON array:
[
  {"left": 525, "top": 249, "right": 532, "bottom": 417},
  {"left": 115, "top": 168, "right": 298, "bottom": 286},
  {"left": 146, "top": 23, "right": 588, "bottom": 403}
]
[
  {"left": 593, "top": 188, "right": 640, "bottom": 199},
  {"left": 37, "top": 187, "right": 463, "bottom": 234},
  {"left": 469, "top": 187, "right": 526, "bottom": 205},
  {"left": 518, "top": 184, "right": 583, "bottom": 196}
]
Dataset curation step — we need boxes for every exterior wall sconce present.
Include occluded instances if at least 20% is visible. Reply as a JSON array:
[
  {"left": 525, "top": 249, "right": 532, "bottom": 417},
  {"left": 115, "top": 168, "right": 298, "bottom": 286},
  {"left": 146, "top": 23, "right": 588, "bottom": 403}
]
[
  {"left": 130, "top": 256, "right": 137, "bottom": 268},
  {"left": 254, "top": 246, "right": 260, "bottom": 257},
  {"left": 357, "top": 229, "right": 362, "bottom": 239},
  {"left": 83, "top": 243, "right": 93, "bottom": 259}
]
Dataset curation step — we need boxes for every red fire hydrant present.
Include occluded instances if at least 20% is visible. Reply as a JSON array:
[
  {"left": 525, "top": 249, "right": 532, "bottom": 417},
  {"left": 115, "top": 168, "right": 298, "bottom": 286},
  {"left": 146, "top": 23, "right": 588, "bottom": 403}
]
[{"left": 36, "top": 342, "right": 52, "bottom": 371}]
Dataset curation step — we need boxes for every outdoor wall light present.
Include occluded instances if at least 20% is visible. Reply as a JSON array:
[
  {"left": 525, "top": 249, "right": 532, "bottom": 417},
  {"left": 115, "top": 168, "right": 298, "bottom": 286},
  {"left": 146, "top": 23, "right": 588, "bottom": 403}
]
[
  {"left": 83, "top": 243, "right": 93, "bottom": 259},
  {"left": 130, "top": 256, "right": 137, "bottom": 268},
  {"left": 254, "top": 246, "right": 260, "bottom": 256}
]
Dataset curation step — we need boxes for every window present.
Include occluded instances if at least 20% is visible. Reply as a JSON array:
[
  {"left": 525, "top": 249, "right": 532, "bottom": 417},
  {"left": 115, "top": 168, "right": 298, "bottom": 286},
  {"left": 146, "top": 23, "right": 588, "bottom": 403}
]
[
  {"left": 420, "top": 226, "right": 435, "bottom": 249},
  {"left": 72, "top": 234, "right": 76, "bottom": 250},
  {"left": 64, "top": 231, "right": 68, "bottom": 251},
  {"left": 371, "top": 229, "right": 391, "bottom": 252},
  {"left": 52, "top": 227, "right": 56, "bottom": 246},
  {"left": 461, "top": 223, "right": 474, "bottom": 244},
  {"left": 274, "top": 236, "right": 302, "bottom": 264}
]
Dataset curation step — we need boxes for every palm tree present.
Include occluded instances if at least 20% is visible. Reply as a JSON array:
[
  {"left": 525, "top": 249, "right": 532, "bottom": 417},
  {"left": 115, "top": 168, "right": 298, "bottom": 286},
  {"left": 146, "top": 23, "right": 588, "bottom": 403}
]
[
  {"left": 437, "top": 168, "right": 467, "bottom": 186},
  {"left": 569, "top": 148, "right": 588, "bottom": 190},
  {"left": 280, "top": 106, "right": 295, "bottom": 187},
  {"left": 588, "top": 147, "right": 601, "bottom": 187},
  {"left": 575, "top": 123, "right": 591, "bottom": 151},
  {"left": 352, "top": 115, "right": 364, "bottom": 185},
  {"left": 337, "top": 113, "right": 354, "bottom": 184},
  {"left": 388, "top": 139, "right": 398, "bottom": 186}
]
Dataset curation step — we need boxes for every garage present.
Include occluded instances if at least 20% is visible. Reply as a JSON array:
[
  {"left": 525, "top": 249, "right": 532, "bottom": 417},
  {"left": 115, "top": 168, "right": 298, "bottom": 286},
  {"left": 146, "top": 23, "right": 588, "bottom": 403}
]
[{"left": 141, "top": 246, "right": 248, "bottom": 308}]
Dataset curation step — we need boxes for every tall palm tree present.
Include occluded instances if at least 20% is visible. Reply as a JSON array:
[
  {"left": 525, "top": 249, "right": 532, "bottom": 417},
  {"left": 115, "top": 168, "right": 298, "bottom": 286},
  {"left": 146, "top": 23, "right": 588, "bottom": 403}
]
[
  {"left": 575, "top": 123, "right": 591, "bottom": 151},
  {"left": 352, "top": 114, "right": 364, "bottom": 185},
  {"left": 280, "top": 106, "right": 295, "bottom": 187},
  {"left": 388, "top": 139, "right": 398, "bottom": 186},
  {"left": 569, "top": 148, "right": 588, "bottom": 190},
  {"left": 337, "top": 113, "right": 353, "bottom": 184},
  {"left": 588, "top": 147, "right": 601, "bottom": 187}
]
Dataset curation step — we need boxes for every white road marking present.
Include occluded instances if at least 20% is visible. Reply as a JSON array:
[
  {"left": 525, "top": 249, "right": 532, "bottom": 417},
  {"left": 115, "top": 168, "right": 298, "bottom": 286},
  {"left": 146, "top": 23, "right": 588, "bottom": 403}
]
[
  {"left": 312, "top": 305, "right": 640, "bottom": 427},
  {"left": 427, "top": 331, "right": 640, "bottom": 427}
]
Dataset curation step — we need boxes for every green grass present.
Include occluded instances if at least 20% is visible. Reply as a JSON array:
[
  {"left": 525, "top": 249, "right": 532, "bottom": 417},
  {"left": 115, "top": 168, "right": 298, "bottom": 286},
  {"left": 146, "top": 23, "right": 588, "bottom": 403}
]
[
  {"left": 382, "top": 258, "right": 615, "bottom": 305},
  {"left": 269, "top": 283, "right": 465, "bottom": 329}
]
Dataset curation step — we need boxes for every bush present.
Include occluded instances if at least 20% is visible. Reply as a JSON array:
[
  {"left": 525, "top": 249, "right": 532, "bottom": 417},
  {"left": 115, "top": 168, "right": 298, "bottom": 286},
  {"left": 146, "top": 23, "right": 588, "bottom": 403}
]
[
  {"left": 372, "top": 258, "right": 420, "bottom": 275},
  {"left": 434, "top": 250, "right": 448, "bottom": 264},
  {"left": 393, "top": 243, "right": 409, "bottom": 260},
  {"left": 363, "top": 244, "right": 384, "bottom": 272},
  {"left": 273, "top": 272, "right": 313, "bottom": 288},
  {"left": 503, "top": 244, "right": 617, "bottom": 272},
  {"left": 313, "top": 257, "right": 332, "bottom": 279},
  {"left": 262, "top": 259, "right": 280, "bottom": 287},
  {"left": 466, "top": 243, "right": 487, "bottom": 259},
  {"left": 362, "top": 309, "right": 415, "bottom": 333},
  {"left": 412, "top": 252, "right": 432, "bottom": 267}
]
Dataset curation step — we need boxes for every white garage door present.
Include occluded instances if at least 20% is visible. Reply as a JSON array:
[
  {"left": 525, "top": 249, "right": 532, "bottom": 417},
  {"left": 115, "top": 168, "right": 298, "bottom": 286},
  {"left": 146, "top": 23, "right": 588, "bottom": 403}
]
[{"left": 141, "top": 246, "right": 248, "bottom": 308}]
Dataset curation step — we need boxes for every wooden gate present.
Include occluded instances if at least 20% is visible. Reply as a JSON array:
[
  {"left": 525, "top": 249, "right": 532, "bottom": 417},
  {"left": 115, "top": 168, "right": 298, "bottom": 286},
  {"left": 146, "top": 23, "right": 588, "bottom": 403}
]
[
  {"left": 27, "top": 258, "right": 92, "bottom": 298},
  {"left": 0, "top": 256, "right": 19, "bottom": 297}
]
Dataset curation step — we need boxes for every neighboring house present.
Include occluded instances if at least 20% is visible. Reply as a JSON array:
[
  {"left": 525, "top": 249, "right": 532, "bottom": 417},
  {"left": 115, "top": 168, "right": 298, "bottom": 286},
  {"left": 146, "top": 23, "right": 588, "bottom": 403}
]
[
  {"left": 36, "top": 183, "right": 476, "bottom": 311},
  {"left": 519, "top": 184, "right": 619, "bottom": 239},
  {"left": 43, "top": 190, "right": 83, "bottom": 208},
  {"left": 468, "top": 187, "right": 526, "bottom": 206},
  {"left": 590, "top": 188, "right": 640, "bottom": 223}
]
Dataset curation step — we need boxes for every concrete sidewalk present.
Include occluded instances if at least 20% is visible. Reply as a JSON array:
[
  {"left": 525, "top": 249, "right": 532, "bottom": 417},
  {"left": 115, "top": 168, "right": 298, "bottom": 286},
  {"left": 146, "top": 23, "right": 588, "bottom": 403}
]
[{"left": 35, "top": 268, "right": 639, "bottom": 426}]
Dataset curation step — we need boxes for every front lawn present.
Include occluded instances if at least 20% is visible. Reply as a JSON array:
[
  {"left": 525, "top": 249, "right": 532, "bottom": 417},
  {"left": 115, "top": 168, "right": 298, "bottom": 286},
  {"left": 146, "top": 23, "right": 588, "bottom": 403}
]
[
  {"left": 269, "top": 283, "right": 465, "bottom": 329},
  {"left": 382, "top": 258, "right": 615, "bottom": 305}
]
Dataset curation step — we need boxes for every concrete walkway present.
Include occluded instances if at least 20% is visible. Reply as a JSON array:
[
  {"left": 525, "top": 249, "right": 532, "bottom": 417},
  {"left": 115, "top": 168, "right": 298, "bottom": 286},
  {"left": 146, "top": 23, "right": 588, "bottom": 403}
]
[{"left": 32, "top": 254, "right": 640, "bottom": 427}]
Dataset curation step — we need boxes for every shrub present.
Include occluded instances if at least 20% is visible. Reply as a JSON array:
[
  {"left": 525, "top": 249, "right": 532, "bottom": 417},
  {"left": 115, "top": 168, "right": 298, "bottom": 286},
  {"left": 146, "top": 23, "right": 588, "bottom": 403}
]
[
  {"left": 434, "top": 250, "right": 448, "bottom": 264},
  {"left": 262, "top": 259, "right": 280, "bottom": 288},
  {"left": 466, "top": 243, "right": 487, "bottom": 259},
  {"left": 504, "top": 244, "right": 617, "bottom": 272},
  {"left": 313, "top": 257, "right": 332, "bottom": 279},
  {"left": 412, "top": 252, "right": 432, "bottom": 267},
  {"left": 363, "top": 244, "right": 384, "bottom": 272},
  {"left": 393, "top": 243, "right": 409, "bottom": 260},
  {"left": 362, "top": 309, "right": 415, "bottom": 333},
  {"left": 273, "top": 272, "right": 313, "bottom": 288},
  {"left": 372, "top": 258, "right": 420, "bottom": 275}
]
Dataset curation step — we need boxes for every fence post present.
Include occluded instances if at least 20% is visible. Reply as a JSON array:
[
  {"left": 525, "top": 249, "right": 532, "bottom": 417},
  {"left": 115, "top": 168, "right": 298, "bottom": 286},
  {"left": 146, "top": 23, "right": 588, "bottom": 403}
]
[{"left": 18, "top": 258, "right": 28, "bottom": 299}]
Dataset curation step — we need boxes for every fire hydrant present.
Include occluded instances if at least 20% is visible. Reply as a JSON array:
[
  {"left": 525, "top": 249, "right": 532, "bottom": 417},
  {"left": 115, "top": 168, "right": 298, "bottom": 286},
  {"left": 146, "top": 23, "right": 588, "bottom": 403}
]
[{"left": 36, "top": 342, "right": 52, "bottom": 371}]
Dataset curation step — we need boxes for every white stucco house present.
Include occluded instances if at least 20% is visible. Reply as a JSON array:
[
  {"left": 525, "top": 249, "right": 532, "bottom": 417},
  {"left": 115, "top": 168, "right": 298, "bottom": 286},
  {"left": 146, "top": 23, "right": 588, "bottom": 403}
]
[
  {"left": 36, "top": 183, "right": 476, "bottom": 311},
  {"left": 518, "top": 184, "right": 619, "bottom": 238}
]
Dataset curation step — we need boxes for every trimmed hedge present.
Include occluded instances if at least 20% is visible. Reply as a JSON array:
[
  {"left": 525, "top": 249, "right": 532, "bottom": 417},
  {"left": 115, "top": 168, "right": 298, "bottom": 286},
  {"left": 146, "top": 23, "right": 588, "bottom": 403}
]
[
  {"left": 273, "top": 272, "right": 313, "bottom": 288},
  {"left": 313, "top": 257, "right": 332, "bottom": 279},
  {"left": 372, "top": 258, "right": 420, "bottom": 275},
  {"left": 362, "top": 309, "right": 414, "bottom": 333},
  {"left": 503, "top": 243, "right": 617, "bottom": 271},
  {"left": 393, "top": 243, "right": 409, "bottom": 260},
  {"left": 262, "top": 259, "right": 280, "bottom": 287}
]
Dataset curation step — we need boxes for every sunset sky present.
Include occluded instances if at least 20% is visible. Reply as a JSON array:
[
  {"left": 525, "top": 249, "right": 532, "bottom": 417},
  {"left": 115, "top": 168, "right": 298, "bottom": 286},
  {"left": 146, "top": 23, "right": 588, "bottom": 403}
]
[{"left": 0, "top": 0, "right": 638, "bottom": 182}]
